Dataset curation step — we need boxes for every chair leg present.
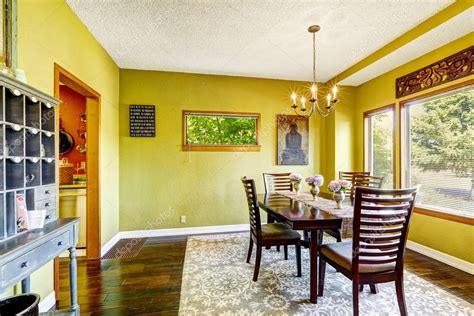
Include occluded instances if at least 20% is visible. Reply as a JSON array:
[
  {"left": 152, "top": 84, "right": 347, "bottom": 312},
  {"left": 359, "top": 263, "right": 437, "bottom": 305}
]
[
  {"left": 253, "top": 246, "right": 262, "bottom": 282},
  {"left": 277, "top": 245, "right": 280, "bottom": 252},
  {"left": 359, "top": 284, "right": 364, "bottom": 292},
  {"left": 395, "top": 276, "right": 407, "bottom": 316},
  {"left": 352, "top": 279, "right": 359, "bottom": 316},
  {"left": 303, "top": 230, "right": 310, "bottom": 248},
  {"left": 335, "top": 229, "right": 342, "bottom": 242},
  {"left": 295, "top": 243, "right": 301, "bottom": 277},
  {"left": 369, "top": 284, "right": 378, "bottom": 294},
  {"left": 284, "top": 245, "right": 288, "bottom": 260},
  {"left": 246, "top": 238, "right": 253, "bottom": 263},
  {"left": 317, "top": 230, "right": 323, "bottom": 246},
  {"left": 318, "top": 256, "right": 326, "bottom": 296}
]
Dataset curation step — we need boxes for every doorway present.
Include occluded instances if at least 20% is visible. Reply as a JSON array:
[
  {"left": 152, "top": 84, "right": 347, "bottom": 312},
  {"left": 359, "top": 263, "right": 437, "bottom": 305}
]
[{"left": 53, "top": 64, "right": 101, "bottom": 297}]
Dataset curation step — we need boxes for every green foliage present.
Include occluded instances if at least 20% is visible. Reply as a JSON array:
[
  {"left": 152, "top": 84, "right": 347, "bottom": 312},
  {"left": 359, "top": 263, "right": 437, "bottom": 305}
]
[
  {"left": 410, "top": 88, "right": 473, "bottom": 178},
  {"left": 372, "top": 113, "right": 393, "bottom": 186},
  {"left": 186, "top": 115, "right": 257, "bottom": 145}
]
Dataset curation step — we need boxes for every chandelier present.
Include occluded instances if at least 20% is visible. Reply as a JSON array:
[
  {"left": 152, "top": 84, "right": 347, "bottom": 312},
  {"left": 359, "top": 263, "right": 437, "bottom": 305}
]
[{"left": 291, "top": 25, "right": 339, "bottom": 117}]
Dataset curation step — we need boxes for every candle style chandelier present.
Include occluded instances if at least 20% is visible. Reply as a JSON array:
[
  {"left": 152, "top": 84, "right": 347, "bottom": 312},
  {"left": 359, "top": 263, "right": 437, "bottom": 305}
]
[{"left": 291, "top": 25, "right": 339, "bottom": 117}]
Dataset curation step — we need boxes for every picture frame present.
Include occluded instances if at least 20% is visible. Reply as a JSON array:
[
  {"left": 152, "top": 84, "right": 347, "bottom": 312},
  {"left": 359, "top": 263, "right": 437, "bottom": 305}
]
[{"left": 276, "top": 114, "right": 309, "bottom": 165}]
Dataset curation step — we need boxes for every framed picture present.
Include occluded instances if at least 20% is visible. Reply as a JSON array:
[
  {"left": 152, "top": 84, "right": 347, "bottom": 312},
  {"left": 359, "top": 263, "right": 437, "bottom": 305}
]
[{"left": 277, "top": 114, "right": 309, "bottom": 165}]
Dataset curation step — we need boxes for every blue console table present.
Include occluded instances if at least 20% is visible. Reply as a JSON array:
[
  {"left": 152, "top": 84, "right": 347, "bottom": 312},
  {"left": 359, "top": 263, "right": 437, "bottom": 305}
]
[{"left": 0, "top": 218, "right": 80, "bottom": 313}]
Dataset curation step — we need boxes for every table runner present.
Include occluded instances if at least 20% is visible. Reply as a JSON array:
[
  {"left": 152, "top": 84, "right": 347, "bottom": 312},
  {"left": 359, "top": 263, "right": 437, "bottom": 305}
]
[{"left": 277, "top": 191, "right": 354, "bottom": 238}]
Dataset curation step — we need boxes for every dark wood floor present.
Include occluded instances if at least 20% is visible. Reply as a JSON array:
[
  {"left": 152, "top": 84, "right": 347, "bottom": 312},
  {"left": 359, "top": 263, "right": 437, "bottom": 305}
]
[{"left": 58, "top": 236, "right": 473, "bottom": 315}]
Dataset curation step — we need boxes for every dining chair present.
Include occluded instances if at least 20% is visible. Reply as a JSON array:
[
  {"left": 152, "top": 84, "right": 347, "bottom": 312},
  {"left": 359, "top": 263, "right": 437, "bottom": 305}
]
[
  {"left": 318, "top": 186, "right": 418, "bottom": 316},
  {"left": 241, "top": 177, "right": 302, "bottom": 281},
  {"left": 348, "top": 175, "right": 385, "bottom": 203},
  {"left": 263, "top": 173, "right": 311, "bottom": 248},
  {"left": 339, "top": 171, "right": 371, "bottom": 182}
]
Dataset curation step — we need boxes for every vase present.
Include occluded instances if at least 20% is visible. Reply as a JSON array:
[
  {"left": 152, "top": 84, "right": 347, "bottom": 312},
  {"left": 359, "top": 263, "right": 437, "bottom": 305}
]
[
  {"left": 293, "top": 182, "right": 302, "bottom": 195},
  {"left": 333, "top": 191, "right": 345, "bottom": 209},
  {"left": 310, "top": 185, "right": 320, "bottom": 200}
]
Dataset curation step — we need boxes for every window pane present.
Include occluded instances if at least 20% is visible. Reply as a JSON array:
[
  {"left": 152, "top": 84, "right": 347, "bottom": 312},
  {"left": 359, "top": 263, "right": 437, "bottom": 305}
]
[
  {"left": 185, "top": 113, "right": 258, "bottom": 145},
  {"left": 406, "top": 85, "right": 473, "bottom": 217},
  {"left": 367, "top": 110, "right": 394, "bottom": 188}
]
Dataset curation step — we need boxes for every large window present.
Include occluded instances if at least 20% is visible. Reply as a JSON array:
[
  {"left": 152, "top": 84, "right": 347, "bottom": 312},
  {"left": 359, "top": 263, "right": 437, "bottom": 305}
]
[
  {"left": 364, "top": 105, "right": 395, "bottom": 188},
  {"left": 182, "top": 110, "right": 260, "bottom": 151},
  {"left": 401, "top": 83, "right": 473, "bottom": 218}
]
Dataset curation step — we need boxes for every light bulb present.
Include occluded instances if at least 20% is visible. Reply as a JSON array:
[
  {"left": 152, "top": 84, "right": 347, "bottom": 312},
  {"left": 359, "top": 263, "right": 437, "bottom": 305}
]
[
  {"left": 301, "top": 97, "right": 306, "bottom": 109},
  {"left": 291, "top": 92, "right": 297, "bottom": 103},
  {"left": 326, "top": 94, "right": 331, "bottom": 107},
  {"left": 332, "top": 86, "right": 338, "bottom": 99}
]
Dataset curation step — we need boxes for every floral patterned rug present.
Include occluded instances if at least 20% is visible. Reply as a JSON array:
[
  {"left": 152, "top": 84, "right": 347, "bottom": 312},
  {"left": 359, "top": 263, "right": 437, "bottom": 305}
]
[{"left": 179, "top": 233, "right": 472, "bottom": 315}]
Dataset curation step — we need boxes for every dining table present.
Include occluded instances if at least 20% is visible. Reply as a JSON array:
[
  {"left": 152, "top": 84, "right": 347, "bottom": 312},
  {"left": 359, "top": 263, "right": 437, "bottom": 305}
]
[{"left": 257, "top": 191, "right": 354, "bottom": 304}]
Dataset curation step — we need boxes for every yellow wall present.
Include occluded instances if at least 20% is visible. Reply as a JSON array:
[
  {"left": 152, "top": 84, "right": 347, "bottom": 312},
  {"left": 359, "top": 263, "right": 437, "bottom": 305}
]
[
  {"left": 0, "top": 0, "right": 120, "bottom": 301},
  {"left": 353, "top": 33, "right": 474, "bottom": 262},
  {"left": 118, "top": 69, "right": 340, "bottom": 231}
]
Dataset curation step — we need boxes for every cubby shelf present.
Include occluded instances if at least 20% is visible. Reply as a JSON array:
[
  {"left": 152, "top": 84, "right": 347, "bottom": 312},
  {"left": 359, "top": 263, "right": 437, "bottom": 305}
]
[{"left": 0, "top": 74, "right": 60, "bottom": 239}]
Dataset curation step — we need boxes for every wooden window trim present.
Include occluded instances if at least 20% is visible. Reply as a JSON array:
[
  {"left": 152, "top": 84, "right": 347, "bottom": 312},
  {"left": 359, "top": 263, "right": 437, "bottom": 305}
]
[
  {"left": 399, "top": 79, "right": 474, "bottom": 225},
  {"left": 182, "top": 110, "right": 261, "bottom": 152},
  {"left": 363, "top": 104, "right": 396, "bottom": 188}
]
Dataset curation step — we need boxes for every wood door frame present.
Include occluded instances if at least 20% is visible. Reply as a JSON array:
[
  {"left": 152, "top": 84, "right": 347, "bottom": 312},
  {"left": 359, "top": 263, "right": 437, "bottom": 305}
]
[{"left": 53, "top": 63, "right": 101, "bottom": 298}]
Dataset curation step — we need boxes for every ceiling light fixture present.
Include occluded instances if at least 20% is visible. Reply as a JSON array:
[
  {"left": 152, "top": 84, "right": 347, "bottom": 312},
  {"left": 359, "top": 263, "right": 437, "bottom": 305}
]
[{"left": 291, "top": 25, "right": 339, "bottom": 117}]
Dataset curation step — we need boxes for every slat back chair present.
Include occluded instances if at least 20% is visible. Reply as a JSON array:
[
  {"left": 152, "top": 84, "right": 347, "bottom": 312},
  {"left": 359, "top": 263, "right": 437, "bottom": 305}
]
[
  {"left": 263, "top": 173, "right": 293, "bottom": 193},
  {"left": 349, "top": 175, "right": 385, "bottom": 203},
  {"left": 241, "top": 177, "right": 302, "bottom": 281},
  {"left": 242, "top": 177, "right": 262, "bottom": 242},
  {"left": 339, "top": 171, "right": 370, "bottom": 182},
  {"left": 319, "top": 186, "right": 418, "bottom": 316}
]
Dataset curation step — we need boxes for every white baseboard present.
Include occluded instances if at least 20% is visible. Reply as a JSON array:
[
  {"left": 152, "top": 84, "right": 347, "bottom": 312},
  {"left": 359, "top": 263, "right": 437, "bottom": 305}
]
[
  {"left": 39, "top": 291, "right": 56, "bottom": 313},
  {"left": 407, "top": 240, "right": 474, "bottom": 274},
  {"left": 100, "top": 232, "right": 122, "bottom": 257},
  {"left": 119, "top": 223, "right": 249, "bottom": 239},
  {"left": 101, "top": 223, "right": 250, "bottom": 256}
]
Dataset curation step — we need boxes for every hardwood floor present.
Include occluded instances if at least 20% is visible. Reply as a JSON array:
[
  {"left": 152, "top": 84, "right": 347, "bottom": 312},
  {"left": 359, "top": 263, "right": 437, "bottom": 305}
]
[{"left": 58, "top": 237, "right": 473, "bottom": 315}]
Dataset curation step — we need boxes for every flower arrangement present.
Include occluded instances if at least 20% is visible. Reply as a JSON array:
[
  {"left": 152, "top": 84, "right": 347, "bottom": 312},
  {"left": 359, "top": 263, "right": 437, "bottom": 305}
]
[
  {"left": 327, "top": 179, "right": 352, "bottom": 193},
  {"left": 289, "top": 173, "right": 303, "bottom": 195},
  {"left": 305, "top": 175, "right": 324, "bottom": 187},
  {"left": 289, "top": 173, "right": 303, "bottom": 184}
]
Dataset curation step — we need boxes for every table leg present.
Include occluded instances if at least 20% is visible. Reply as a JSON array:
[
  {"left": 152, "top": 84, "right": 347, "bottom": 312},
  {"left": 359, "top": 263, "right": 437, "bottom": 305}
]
[
  {"left": 21, "top": 276, "right": 30, "bottom": 293},
  {"left": 69, "top": 246, "right": 79, "bottom": 311},
  {"left": 310, "top": 230, "right": 319, "bottom": 304}
]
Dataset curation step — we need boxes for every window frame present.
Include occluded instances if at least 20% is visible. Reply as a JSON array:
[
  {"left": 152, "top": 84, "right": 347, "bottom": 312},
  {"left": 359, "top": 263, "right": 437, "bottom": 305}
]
[
  {"left": 399, "top": 79, "right": 474, "bottom": 225},
  {"left": 363, "top": 104, "right": 396, "bottom": 188},
  {"left": 182, "top": 110, "right": 261, "bottom": 152}
]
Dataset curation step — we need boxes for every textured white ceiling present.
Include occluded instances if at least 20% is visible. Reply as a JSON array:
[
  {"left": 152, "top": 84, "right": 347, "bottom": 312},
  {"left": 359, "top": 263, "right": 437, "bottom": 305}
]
[
  {"left": 339, "top": 8, "right": 474, "bottom": 86},
  {"left": 67, "top": 0, "right": 454, "bottom": 83}
]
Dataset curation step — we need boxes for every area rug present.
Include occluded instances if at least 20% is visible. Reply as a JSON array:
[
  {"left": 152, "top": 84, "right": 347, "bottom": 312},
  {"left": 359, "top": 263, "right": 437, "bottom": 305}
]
[{"left": 179, "top": 233, "right": 472, "bottom": 315}]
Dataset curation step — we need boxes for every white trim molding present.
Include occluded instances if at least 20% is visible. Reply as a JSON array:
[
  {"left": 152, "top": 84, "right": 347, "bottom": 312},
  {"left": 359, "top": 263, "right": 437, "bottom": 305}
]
[
  {"left": 38, "top": 291, "right": 56, "bottom": 313},
  {"left": 101, "top": 223, "right": 250, "bottom": 256},
  {"left": 100, "top": 233, "right": 122, "bottom": 257},
  {"left": 407, "top": 240, "right": 474, "bottom": 275}
]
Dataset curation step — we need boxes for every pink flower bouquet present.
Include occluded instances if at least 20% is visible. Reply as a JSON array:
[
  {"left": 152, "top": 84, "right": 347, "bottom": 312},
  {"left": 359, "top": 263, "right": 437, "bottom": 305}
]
[
  {"left": 305, "top": 175, "right": 324, "bottom": 187},
  {"left": 328, "top": 179, "right": 352, "bottom": 193}
]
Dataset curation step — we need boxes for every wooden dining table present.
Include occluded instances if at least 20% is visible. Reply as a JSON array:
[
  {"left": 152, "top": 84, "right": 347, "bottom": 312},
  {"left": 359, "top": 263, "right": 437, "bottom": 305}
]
[{"left": 258, "top": 192, "right": 351, "bottom": 304}]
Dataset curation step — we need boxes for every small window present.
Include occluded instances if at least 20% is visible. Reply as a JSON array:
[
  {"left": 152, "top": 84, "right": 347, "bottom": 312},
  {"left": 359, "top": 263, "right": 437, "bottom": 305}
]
[
  {"left": 364, "top": 105, "right": 395, "bottom": 188},
  {"left": 401, "top": 83, "right": 473, "bottom": 218},
  {"left": 182, "top": 110, "right": 260, "bottom": 151}
]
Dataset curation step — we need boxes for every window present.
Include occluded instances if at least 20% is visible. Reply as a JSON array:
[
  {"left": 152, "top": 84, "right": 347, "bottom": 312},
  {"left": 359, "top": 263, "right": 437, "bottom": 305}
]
[
  {"left": 401, "top": 83, "right": 473, "bottom": 218},
  {"left": 364, "top": 105, "right": 395, "bottom": 188},
  {"left": 182, "top": 110, "right": 260, "bottom": 151}
]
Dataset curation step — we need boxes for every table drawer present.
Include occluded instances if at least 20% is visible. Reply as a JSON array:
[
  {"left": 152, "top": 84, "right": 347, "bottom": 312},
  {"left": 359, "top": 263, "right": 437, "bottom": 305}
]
[
  {"left": 1, "top": 231, "right": 70, "bottom": 287},
  {"left": 34, "top": 185, "right": 56, "bottom": 201}
]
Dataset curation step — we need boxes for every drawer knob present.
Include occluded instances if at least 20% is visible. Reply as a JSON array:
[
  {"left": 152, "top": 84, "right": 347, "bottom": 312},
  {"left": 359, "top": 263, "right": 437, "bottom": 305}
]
[
  {"left": 21, "top": 261, "right": 29, "bottom": 268},
  {"left": 45, "top": 215, "right": 51, "bottom": 219},
  {"left": 45, "top": 190, "right": 50, "bottom": 194},
  {"left": 45, "top": 202, "right": 50, "bottom": 207},
  {"left": 57, "top": 241, "right": 63, "bottom": 246}
]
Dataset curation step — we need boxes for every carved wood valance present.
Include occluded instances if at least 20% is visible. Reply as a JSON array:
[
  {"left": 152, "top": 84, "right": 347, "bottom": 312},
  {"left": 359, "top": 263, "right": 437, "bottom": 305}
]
[{"left": 396, "top": 46, "right": 474, "bottom": 98}]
